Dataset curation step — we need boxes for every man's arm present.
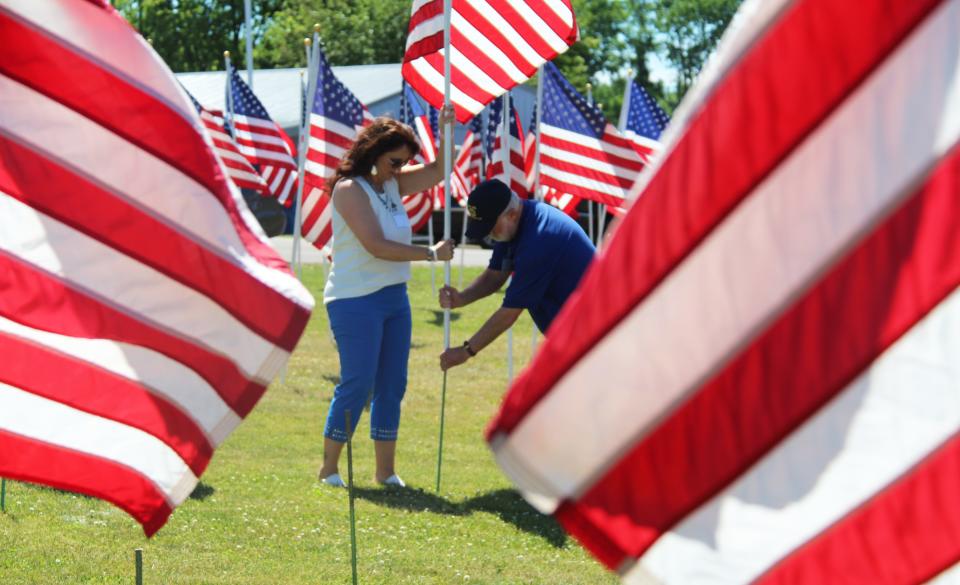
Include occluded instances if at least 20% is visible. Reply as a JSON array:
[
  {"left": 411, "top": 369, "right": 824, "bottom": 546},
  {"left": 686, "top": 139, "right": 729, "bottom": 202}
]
[
  {"left": 438, "top": 268, "right": 509, "bottom": 309},
  {"left": 439, "top": 306, "right": 522, "bottom": 371}
]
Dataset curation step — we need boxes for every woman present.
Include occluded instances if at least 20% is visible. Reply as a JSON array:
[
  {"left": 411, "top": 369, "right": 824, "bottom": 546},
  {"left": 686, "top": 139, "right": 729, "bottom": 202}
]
[{"left": 317, "top": 107, "right": 456, "bottom": 488}]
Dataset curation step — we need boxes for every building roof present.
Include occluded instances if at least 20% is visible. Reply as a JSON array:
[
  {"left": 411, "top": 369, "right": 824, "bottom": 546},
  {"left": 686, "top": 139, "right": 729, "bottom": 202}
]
[{"left": 177, "top": 63, "right": 403, "bottom": 131}]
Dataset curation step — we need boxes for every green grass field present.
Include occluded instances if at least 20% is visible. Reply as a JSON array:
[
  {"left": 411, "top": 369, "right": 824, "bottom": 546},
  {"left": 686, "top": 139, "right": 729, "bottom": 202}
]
[{"left": 0, "top": 265, "right": 618, "bottom": 584}]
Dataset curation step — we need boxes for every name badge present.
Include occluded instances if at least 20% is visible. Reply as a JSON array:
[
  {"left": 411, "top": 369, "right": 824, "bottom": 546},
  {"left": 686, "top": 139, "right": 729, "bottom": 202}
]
[{"left": 392, "top": 211, "right": 410, "bottom": 228}]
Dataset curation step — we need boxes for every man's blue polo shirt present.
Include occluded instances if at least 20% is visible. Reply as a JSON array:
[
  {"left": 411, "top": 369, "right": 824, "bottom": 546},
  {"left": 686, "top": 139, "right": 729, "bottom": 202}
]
[{"left": 488, "top": 199, "right": 595, "bottom": 333}]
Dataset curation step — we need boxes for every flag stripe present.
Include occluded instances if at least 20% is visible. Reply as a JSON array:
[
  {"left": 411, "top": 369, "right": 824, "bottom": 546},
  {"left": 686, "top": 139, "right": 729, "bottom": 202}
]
[
  {"left": 0, "top": 331, "right": 215, "bottom": 475},
  {"left": 0, "top": 253, "right": 266, "bottom": 417},
  {"left": 0, "top": 382, "right": 198, "bottom": 508},
  {"left": 486, "top": 0, "right": 950, "bottom": 438},
  {"left": 0, "top": 195, "right": 289, "bottom": 384},
  {"left": 0, "top": 134, "right": 309, "bottom": 351},
  {"left": 756, "top": 431, "right": 960, "bottom": 585},
  {"left": 0, "top": 428, "right": 173, "bottom": 536},
  {"left": 0, "top": 314, "right": 239, "bottom": 446}
]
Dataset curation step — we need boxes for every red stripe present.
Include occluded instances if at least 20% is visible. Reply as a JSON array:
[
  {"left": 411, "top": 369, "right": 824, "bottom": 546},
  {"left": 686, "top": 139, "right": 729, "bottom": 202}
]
[
  {"left": 758, "top": 431, "right": 960, "bottom": 584},
  {"left": 455, "top": 2, "right": 539, "bottom": 78},
  {"left": 530, "top": 0, "right": 578, "bottom": 44},
  {"left": 401, "top": 62, "right": 452, "bottom": 120},
  {"left": 305, "top": 150, "right": 342, "bottom": 176},
  {"left": 0, "top": 429, "right": 173, "bottom": 536},
  {"left": 0, "top": 136, "right": 308, "bottom": 352},
  {"left": 0, "top": 253, "right": 266, "bottom": 417},
  {"left": 408, "top": 0, "right": 443, "bottom": 36},
  {"left": 486, "top": 0, "right": 947, "bottom": 437},
  {"left": 555, "top": 142, "right": 960, "bottom": 568},
  {"left": 405, "top": 34, "right": 446, "bottom": 65},
  {"left": 424, "top": 52, "right": 493, "bottom": 110},
  {"left": 540, "top": 132, "right": 646, "bottom": 172},
  {"left": 0, "top": 332, "right": 213, "bottom": 475},
  {"left": 539, "top": 154, "right": 635, "bottom": 190},
  {"left": 0, "top": 10, "right": 288, "bottom": 273},
  {"left": 309, "top": 125, "right": 356, "bottom": 151},
  {"left": 484, "top": 0, "right": 564, "bottom": 61}
]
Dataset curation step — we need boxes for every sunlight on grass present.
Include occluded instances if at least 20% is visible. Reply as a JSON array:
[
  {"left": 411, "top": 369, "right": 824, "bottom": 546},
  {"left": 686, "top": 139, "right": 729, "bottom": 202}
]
[{"left": 0, "top": 265, "right": 618, "bottom": 584}]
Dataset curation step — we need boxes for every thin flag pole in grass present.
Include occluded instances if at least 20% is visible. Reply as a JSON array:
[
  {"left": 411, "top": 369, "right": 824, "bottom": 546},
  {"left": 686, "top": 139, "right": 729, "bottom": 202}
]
[
  {"left": 1, "top": 477, "right": 6, "bottom": 512},
  {"left": 530, "top": 66, "right": 545, "bottom": 360},
  {"left": 344, "top": 409, "right": 359, "bottom": 585},
  {"left": 436, "top": 0, "right": 453, "bottom": 494},
  {"left": 291, "top": 36, "right": 312, "bottom": 281},
  {"left": 135, "top": 548, "right": 143, "bottom": 585}
]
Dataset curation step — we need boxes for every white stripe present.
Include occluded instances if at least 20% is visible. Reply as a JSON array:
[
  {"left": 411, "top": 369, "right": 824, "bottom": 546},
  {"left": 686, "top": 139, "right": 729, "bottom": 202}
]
[
  {"left": 4, "top": 0, "right": 192, "bottom": 122},
  {"left": 409, "top": 58, "right": 487, "bottom": 114},
  {"left": 0, "top": 316, "right": 241, "bottom": 446},
  {"left": 461, "top": 0, "right": 544, "bottom": 69},
  {"left": 232, "top": 114, "right": 285, "bottom": 133},
  {"left": 0, "top": 74, "right": 313, "bottom": 315},
  {"left": 634, "top": 284, "right": 960, "bottom": 583},
  {"left": 310, "top": 114, "right": 358, "bottom": 140},
  {"left": 451, "top": 11, "right": 529, "bottom": 84},
  {"left": 304, "top": 194, "right": 334, "bottom": 244},
  {"left": 623, "top": 131, "right": 662, "bottom": 153},
  {"left": 502, "top": 0, "right": 570, "bottom": 54},
  {"left": 308, "top": 136, "right": 349, "bottom": 162},
  {"left": 539, "top": 143, "right": 641, "bottom": 181},
  {"left": 542, "top": 0, "right": 575, "bottom": 29},
  {"left": 542, "top": 124, "right": 643, "bottom": 162},
  {"left": 539, "top": 163, "right": 629, "bottom": 199},
  {"left": 0, "top": 194, "right": 289, "bottom": 384},
  {"left": 0, "top": 382, "right": 198, "bottom": 506},
  {"left": 234, "top": 131, "right": 293, "bottom": 153},
  {"left": 928, "top": 561, "right": 960, "bottom": 584},
  {"left": 492, "top": 0, "right": 960, "bottom": 512},
  {"left": 405, "top": 11, "right": 444, "bottom": 51},
  {"left": 448, "top": 47, "right": 507, "bottom": 101}
]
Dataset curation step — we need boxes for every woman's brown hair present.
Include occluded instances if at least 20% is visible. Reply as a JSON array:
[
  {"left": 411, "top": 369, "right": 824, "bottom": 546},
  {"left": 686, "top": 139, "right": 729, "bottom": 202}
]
[{"left": 326, "top": 117, "right": 421, "bottom": 191}]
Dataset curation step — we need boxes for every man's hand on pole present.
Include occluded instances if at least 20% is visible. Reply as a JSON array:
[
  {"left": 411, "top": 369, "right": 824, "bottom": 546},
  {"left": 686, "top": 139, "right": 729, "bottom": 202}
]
[
  {"left": 438, "top": 285, "right": 464, "bottom": 309},
  {"left": 440, "top": 346, "right": 471, "bottom": 371}
]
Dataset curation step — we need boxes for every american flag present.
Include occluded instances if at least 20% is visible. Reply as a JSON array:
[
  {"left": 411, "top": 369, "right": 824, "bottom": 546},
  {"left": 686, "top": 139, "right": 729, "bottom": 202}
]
[
  {"left": 402, "top": 0, "right": 579, "bottom": 123},
  {"left": 487, "top": 0, "right": 960, "bottom": 583},
  {"left": 523, "top": 103, "right": 581, "bottom": 218},
  {"left": 299, "top": 45, "right": 374, "bottom": 250},
  {"left": 0, "top": 0, "right": 313, "bottom": 536},
  {"left": 185, "top": 91, "right": 271, "bottom": 195},
  {"left": 457, "top": 114, "right": 485, "bottom": 187},
  {"left": 398, "top": 82, "right": 437, "bottom": 232},
  {"left": 226, "top": 69, "right": 299, "bottom": 206},
  {"left": 619, "top": 77, "right": 670, "bottom": 164},
  {"left": 486, "top": 96, "right": 528, "bottom": 199},
  {"left": 538, "top": 62, "right": 645, "bottom": 208}
]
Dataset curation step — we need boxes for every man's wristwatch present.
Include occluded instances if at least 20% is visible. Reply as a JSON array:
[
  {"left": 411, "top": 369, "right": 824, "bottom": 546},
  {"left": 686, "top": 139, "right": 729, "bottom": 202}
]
[
  {"left": 426, "top": 247, "right": 436, "bottom": 262},
  {"left": 462, "top": 340, "right": 477, "bottom": 357}
]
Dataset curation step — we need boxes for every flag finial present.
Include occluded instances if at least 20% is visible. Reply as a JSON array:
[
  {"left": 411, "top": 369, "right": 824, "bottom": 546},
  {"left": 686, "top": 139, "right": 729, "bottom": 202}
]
[
  {"left": 223, "top": 50, "right": 230, "bottom": 58},
  {"left": 303, "top": 38, "right": 311, "bottom": 47},
  {"left": 313, "top": 23, "right": 321, "bottom": 34}
]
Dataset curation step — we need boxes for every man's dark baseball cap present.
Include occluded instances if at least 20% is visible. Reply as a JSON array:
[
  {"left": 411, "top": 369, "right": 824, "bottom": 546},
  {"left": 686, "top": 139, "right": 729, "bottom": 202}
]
[{"left": 465, "top": 179, "right": 512, "bottom": 240}]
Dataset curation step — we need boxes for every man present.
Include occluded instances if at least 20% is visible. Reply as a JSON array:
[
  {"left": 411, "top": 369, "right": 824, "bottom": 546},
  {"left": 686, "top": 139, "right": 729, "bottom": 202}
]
[{"left": 439, "top": 179, "right": 595, "bottom": 371}]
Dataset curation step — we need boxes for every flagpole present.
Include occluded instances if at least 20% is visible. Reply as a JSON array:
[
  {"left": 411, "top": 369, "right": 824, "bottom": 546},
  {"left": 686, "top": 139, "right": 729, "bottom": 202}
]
[
  {"left": 293, "top": 32, "right": 317, "bottom": 280},
  {"left": 599, "top": 69, "right": 635, "bottom": 246},
  {"left": 501, "top": 91, "right": 515, "bottom": 384},
  {"left": 244, "top": 0, "right": 254, "bottom": 87},
  {"left": 585, "top": 82, "right": 595, "bottom": 244},
  {"left": 530, "top": 66, "right": 544, "bottom": 359},
  {"left": 224, "top": 52, "right": 237, "bottom": 136},
  {"left": 436, "top": 0, "right": 453, "bottom": 494}
]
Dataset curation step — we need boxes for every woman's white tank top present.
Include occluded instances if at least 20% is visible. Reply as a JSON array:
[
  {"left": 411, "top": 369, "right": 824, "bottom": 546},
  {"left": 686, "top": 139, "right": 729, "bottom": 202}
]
[{"left": 323, "top": 176, "right": 412, "bottom": 304}]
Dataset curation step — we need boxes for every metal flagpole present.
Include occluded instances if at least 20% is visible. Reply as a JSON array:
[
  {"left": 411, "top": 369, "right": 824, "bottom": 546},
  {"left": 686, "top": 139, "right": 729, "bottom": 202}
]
[
  {"left": 429, "top": 206, "right": 437, "bottom": 295},
  {"left": 502, "top": 90, "right": 515, "bottom": 384},
  {"left": 458, "top": 204, "right": 467, "bottom": 289},
  {"left": 585, "top": 83, "right": 595, "bottom": 244},
  {"left": 224, "top": 52, "right": 235, "bottom": 124},
  {"left": 436, "top": 0, "right": 453, "bottom": 494},
  {"left": 244, "top": 0, "right": 254, "bottom": 87},
  {"left": 599, "top": 69, "right": 635, "bottom": 248},
  {"left": 530, "top": 66, "right": 544, "bottom": 358},
  {"left": 293, "top": 30, "right": 318, "bottom": 280}
]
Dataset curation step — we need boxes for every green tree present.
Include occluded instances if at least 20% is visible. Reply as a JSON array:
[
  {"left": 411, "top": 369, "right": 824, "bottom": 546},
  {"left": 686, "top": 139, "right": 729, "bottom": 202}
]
[
  {"left": 114, "top": 0, "right": 284, "bottom": 72},
  {"left": 656, "top": 0, "right": 741, "bottom": 97}
]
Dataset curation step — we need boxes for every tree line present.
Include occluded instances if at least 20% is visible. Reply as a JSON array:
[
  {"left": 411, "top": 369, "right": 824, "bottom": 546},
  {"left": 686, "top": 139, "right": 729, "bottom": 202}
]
[{"left": 117, "top": 0, "right": 741, "bottom": 120}]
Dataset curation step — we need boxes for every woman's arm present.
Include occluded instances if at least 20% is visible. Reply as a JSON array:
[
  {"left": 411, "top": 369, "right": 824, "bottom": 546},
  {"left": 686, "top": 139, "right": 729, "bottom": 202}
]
[
  {"left": 334, "top": 180, "right": 454, "bottom": 262},
  {"left": 396, "top": 105, "right": 455, "bottom": 197}
]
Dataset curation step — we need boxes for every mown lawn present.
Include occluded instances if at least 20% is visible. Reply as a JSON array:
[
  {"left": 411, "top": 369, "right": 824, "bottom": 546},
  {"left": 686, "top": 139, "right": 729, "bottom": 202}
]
[{"left": 0, "top": 264, "right": 618, "bottom": 584}]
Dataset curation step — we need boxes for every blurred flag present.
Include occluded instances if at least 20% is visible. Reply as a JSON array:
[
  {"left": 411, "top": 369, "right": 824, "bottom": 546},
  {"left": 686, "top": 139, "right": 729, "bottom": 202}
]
[
  {"left": 486, "top": 96, "right": 528, "bottom": 199},
  {"left": 618, "top": 77, "right": 670, "bottom": 164},
  {"left": 185, "top": 91, "right": 271, "bottom": 195},
  {"left": 457, "top": 114, "right": 485, "bottom": 189},
  {"left": 299, "top": 45, "right": 374, "bottom": 249},
  {"left": 487, "top": 0, "right": 960, "bottom": 583},
  {"left": 0, "top": 0, "right": 313, "bottom": 536},
  {"left": 402, "top": 0, "right": 579, "bottom": 123},
  {"left": 398, "top": 82, "right": 437, "bottom": 232},
  {"left": 538, "top": 62, "right": 644, "bottom": 208},
  {"left": 226, "top": 69, "right": 299, "bottom": 206},
  {"left": 524, "top": 103, "right": 581, "bottom": 218}
]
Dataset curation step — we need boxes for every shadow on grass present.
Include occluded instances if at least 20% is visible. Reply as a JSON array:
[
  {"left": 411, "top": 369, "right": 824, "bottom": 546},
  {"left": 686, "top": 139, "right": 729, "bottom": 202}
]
[
  {"left": 322, "top": 374, "right": 341, "bottom": 386},
  {"left": 352, "top": 486, "right": 566, "bottom": 548},
  {"left": 425, "top": 309, "right": 461, "bottom": 327},
  {"left": 189, "top": 481, "right": 215, "bottom": 501}
]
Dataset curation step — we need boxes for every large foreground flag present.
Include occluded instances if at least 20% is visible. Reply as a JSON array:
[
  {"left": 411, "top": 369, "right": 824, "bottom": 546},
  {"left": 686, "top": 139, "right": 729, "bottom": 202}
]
[
  {"left": 0, "top": 0, "right": 314, "bottom": 536},
  {"left": 300, "top": 45, "right": 374, "bottom": 249},
  {"left": 539, "top": 62, "right": 645, "bottom": 208},
  {"left": 487, "top": 0, "right": 960, "bottom": 583},
  {"left": 402, "top": 0, "right": 579, "bottom": 123}
]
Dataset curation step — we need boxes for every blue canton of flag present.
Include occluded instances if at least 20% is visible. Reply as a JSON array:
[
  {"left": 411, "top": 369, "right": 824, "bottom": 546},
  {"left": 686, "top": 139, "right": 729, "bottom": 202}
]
[
  {"left": 313, "top": 50, "right": 367, "bottom": 128},
  {"left": 624, "top": 79, "right": 669, "bottom": 141},
  {"left": 484, "top": 95, "right": 504, "bottom": 161},
  {"left": 541, "top": 63, "right": 606, "bottom": 138},
  {"left": 228, "top": 68, "right": 272, "bottom": 122}
]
